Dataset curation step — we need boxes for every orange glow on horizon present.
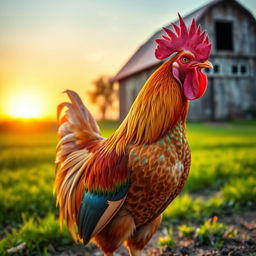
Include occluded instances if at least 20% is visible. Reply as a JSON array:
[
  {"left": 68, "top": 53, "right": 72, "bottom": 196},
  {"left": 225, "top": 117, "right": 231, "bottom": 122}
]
[{"left": 6, "top": 91, "right": 45, "bottom": 119}]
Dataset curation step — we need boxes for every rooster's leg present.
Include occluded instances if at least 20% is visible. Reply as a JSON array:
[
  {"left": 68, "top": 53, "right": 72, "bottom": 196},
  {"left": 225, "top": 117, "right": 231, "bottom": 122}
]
[
  {"left": 93, "top": 209, "right": 136, "bottom": 255},
  {"left": 125, "top": 214, "right": 162, "bottom": 256}
]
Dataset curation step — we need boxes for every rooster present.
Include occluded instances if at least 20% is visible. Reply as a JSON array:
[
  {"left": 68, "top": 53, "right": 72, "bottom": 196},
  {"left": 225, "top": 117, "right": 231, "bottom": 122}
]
[{"left": 55, "top": 14, "right": 212, "bottom": 256}]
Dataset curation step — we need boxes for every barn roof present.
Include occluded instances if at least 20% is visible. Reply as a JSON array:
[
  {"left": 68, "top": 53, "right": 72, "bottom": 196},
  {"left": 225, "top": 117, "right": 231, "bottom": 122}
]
[{"left": 112, "top": 0, "right": 255, "bottom": 82}]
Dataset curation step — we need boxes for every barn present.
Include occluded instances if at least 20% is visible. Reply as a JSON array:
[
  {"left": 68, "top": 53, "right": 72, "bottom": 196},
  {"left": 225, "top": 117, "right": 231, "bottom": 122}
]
[{"left": 112, "top": 0, "right": 256, "bottom": 121}]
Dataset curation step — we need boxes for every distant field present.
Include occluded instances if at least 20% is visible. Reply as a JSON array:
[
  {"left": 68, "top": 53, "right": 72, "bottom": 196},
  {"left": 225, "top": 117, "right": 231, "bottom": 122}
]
[{"left": 0, "top": 121, "right": 256, "bottom": 255}]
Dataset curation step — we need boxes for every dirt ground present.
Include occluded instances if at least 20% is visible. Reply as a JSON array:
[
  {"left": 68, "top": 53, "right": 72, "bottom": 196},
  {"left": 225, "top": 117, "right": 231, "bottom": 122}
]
[{"left": 49, "top": 210, "right": 256, "bottom": 256}]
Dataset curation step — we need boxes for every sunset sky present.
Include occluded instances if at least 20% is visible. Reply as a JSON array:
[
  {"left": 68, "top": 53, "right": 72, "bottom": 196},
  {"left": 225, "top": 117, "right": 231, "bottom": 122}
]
[{"left": 0, "top": 0, "right": 255, "bottom": 120}]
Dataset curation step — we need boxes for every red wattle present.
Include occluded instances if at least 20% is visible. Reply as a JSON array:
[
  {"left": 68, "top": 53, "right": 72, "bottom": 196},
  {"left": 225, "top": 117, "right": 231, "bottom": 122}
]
[
  {"left": 198, "top": 70, "right": 207, "bottom": 97},
  {"left": 183, "top": 68, "right": 207, "bottom": 100}
]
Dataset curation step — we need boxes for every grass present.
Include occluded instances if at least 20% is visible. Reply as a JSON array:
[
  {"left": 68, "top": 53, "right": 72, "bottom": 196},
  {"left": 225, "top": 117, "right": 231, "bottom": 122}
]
[
  {"left": 0, "top": 214, "right": 73, "bottom": 256},
  {"left": 0, "top": 121, "right": 256, "bottom": 255}
]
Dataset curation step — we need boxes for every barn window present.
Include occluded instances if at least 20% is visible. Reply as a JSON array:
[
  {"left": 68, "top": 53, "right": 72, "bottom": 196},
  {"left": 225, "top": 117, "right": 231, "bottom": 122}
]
[
  {"left": 232, "top": 65, "right": 238, "bottom": 74},
  {"left": 215, "top": 21, "right": 233, "bottom": 51},
  {"left": 241, "top": 65, "right": 247, "bottom": 74},
  {"left": 214, "top": 64, "right": 219, "bottom": 73}
]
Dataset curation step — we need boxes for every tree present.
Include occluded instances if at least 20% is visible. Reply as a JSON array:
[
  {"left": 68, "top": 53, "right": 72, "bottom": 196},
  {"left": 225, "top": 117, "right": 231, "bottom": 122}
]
[{"left": 88, "top": 75, "right": 115, "bottom": 120}]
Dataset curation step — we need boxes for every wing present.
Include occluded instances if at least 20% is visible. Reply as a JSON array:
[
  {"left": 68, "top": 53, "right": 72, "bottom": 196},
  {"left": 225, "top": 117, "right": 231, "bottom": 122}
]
[{"left": 77, "top": 150, "right": 130, "bottom": 244}]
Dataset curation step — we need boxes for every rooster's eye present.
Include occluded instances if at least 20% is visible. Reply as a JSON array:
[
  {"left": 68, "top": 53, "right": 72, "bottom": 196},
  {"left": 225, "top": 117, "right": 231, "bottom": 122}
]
[{"left": 180, "top": 56, "right": 191, "bottom": 64}]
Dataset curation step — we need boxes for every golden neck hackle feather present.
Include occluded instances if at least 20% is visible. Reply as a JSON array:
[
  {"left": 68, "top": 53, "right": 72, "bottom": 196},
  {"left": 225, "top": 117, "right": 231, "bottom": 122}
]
[{"left": 105, "top": 56, "right": 189, "bottom": 154}]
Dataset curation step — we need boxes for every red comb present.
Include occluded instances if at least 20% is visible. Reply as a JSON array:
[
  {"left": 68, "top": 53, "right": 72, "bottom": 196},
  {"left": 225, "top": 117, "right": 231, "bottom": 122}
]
[{"left": 155, "top": 14, "right": 211, "bottom": 60}]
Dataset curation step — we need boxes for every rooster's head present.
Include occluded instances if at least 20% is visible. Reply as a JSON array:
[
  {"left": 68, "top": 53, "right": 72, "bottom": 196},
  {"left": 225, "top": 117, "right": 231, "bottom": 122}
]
[{"left": 155, "top": 14, "right": 212, "bottom": 100}]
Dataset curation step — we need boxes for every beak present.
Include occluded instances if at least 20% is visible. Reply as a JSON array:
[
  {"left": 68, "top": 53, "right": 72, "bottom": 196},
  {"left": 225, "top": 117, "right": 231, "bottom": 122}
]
[{"left": 196, "top": 60, "right": 213, "bottom": 69}]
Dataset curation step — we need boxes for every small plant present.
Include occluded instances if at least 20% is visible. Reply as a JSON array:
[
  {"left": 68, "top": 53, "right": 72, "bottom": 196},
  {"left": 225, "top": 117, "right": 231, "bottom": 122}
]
[
  {"left": 224, "top": 227, "right": 238, "bottom": 239},
  {"left": 158, "top": 226, "right": 175, "bottom": 249},
  {"left": 196, "top": 216, "right": 227, "bottom": 248},
  {"left": 178, "top": 224, "right": 195, "bottom": 239},
  {"left": 158, "top": 236, "right": 175, "bottom": 249}
]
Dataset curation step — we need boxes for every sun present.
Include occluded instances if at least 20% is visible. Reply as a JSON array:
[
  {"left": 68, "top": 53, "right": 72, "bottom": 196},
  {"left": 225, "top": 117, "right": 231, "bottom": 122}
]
[{"left": 7, "top": 91, "right": 44, "bottom": 119}]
